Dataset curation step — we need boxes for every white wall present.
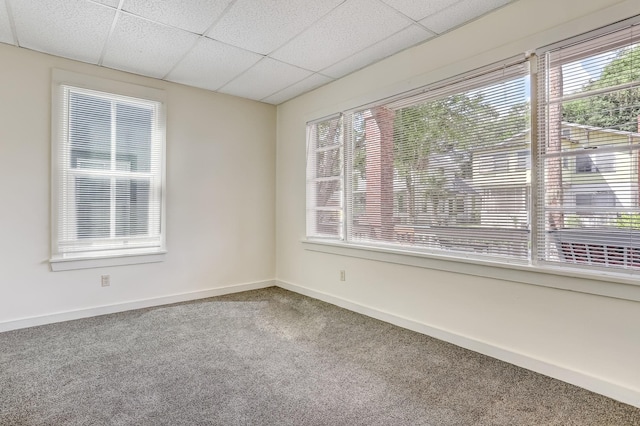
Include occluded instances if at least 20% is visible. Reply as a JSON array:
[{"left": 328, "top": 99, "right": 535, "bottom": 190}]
[
  {"left": 0, "top": 43, "right": 276, "bottom": 325},
  {"left": 276, "top": 0, "right": 640, "bottom": 407}
]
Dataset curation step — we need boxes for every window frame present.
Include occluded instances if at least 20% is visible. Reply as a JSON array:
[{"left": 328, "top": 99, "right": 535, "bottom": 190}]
[{"left": 50, "top": 70, "right": 167, "bottom": 271}]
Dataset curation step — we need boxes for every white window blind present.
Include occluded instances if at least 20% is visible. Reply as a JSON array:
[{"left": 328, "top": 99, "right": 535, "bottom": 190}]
[
  {"left": 537, "top": 19, "right": 640, "bottom": 271},
  {"left": 341, "top": 59, "right": 531, "bottom": 260},
  {"left": 306, "top": 115, "right": 344, "bottom": 239},
  {"left": 52, "top": 81, "right": 165, "bottom": 260}
]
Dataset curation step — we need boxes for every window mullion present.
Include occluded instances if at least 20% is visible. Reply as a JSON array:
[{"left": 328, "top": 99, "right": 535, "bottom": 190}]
[
  {"left": 110, "top": 101, "right": 117, "bottom": 240},
  {"left": 530, "top": 53, "right": 539, "bottom": 266}
]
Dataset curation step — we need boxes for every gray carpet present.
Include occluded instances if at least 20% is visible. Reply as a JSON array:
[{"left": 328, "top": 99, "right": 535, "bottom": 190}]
[{"left": 1, "top": 287, "right": 638, "bottom": 425}]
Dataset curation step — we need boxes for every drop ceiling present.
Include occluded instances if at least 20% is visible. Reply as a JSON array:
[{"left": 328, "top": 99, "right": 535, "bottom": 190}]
[{"left": 0, "top": 0, "right": 515, "bottom": 105}]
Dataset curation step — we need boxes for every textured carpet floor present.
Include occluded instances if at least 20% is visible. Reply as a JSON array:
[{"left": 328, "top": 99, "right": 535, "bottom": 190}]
[{"left": 0, "top": 287, "right": 638, "bottom": 425}]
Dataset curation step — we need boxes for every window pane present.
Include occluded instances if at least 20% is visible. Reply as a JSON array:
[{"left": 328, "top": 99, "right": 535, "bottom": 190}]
[
  {"left": 315, "top": 119, "right": 341, "bottom": 148},
  {"left": 307, "top": 115, "right": 343, "bottom": 238},
  {"left": 538, "top": 24, "right": 640, "bottom": 271},
  {"left": 313, "top": 211, "right": 341, "bottom": 236},
  {"left": 347, "top": 63, "right": 530, "bottom": 259},
  {"left": 116, "top": 103, "right": 152, "bottom": 172},
  {"left": 75, "top": 177, "right": 110, "bottom": 239},
  {"left": 70, "top": 92, "right": 111, "bottom": 170},
  {"left": 116, "top": 179, "right": 149, "bottom": 237},
  {"left": 575, "top": 154, "right": 594, "bottom": 173},
  {"left": 315, "top": 148, "right": 341, "bottom": 178}
]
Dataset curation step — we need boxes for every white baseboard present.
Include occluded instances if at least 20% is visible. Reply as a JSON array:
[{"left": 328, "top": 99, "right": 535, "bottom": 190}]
[
  {"left": 0, "top": 279, "right": 275, "bottom": 333},
  {"left": 275, "top": 279, "right": 640, "bottom": 409}
]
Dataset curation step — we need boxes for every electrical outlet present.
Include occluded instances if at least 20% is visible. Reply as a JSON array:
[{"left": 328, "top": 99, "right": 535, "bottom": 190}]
[
  {"left": 101, "top": 275, "right": 110, "bottom": 287},
  {"left": 340, "top": 270, "right": 346, "bottom": 281}
]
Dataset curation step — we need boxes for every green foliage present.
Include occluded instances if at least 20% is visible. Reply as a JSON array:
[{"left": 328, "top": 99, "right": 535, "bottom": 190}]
[
  {"left": 616, "top": 213, "right": 640, "bottom": 230},
  {"left": 386, "top": 88, "right": 529, "bottom": 223},
  {"left": 392, "top": 93, "right": 527, "bottom": 176},
  {"left": 563, "top": 46, "right": 640, "bottom": 133},
  {"left": 564, "top": 214, "right": 583, "bottom": 228}
]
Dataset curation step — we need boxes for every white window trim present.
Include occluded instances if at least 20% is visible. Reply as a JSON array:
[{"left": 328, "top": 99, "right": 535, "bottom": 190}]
[
  {"left": 50, "top": 250, "right": 166, "bottom": 272},
  {"left": 50, "top": 69, "right": 167, "bottom": 271}
]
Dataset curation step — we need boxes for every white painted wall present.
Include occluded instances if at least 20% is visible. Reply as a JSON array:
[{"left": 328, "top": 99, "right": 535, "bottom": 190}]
[
  {"left": 275, "top": 0, "right": 640, "bottom": 406},
  {"left": 1, "top": 0, "right": 639, "bottom": 408},
  {"left": 0, "top": 43, "right": 276, "bottom": 324}
]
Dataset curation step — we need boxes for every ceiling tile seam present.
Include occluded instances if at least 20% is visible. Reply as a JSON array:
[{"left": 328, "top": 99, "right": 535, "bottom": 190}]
[
  {"left": 372, "top": 0, "right": 423, "bottom": 27},
  {"left": 263, "top": 0, "right": 349, "bottom": 59},
  {"left": 217, "top": 56, "right": 317, "bottom": 93},
  {"left": 377, "top": 4, "right": 438, "bottom": 37},
  {"left": 216, "top": 56, "right": 269, "bottom": 93},
  {"left": 97, "top": 0, "right": 125, "bottom": 66},
  {"left": 316, "top": 23, "right": 424, "bottom": 77},
  {"left": 376, "top": 0, "right": 441, "bottom": 23},
  {"left": 160, "top": 35, "right": 209, "bottom": 81},
  {"left": 415, "top": 22, "right": 439, "bottom": 36},
  {"left": 201, "top": 0, "right": 239, "bottom": 37},
  {"left": 113, "top": 8, "right": 203, "bottom": 36},
  {"left": 258, "top": 72, "right": 335, "bottom": 103},
  {"left": 370, "top": 0, "right": 440, "bottom": 36},
  {"left": 99, "top": 6, "right": 215, "bottom": 73},
  {"left": 202, "top": 34, "right": 265, "bottom": 57},
  {"left": 86, "top": 0, "right": 116, "bottom": 10},
  {"left": 4, "top": 0, "right": 19, "bottom": 46},
  {"left": 422, "top": 0, "right": 516, "bottom": 40},
  {"left": 161, "top": 37, "right": 269, "bottom": 88},
  {"left": 417, "top": 0, "right": 468, "bottom": 31}
]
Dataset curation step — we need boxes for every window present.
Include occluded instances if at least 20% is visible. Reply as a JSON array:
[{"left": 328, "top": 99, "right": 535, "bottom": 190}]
[
  {"left": 306, "top": 16, "right": 640, "bottom": 279},
  {"left": 574, "top": 150, "right": 616, "bottom": 173},
  {"left": 575, "top": 153, "right": 595, "bottom": 173},
  {"left": 306, "top": 115, "right": 343, "bottom": 239},
  {"left": 537, "top": 18, "right": 640, "bottom": 271},
  {"left": 307, "top": 58, "right": 530, "bottom": 261},
  {"left": 51, "top": 70, "right": 166, "bottom": 269}
]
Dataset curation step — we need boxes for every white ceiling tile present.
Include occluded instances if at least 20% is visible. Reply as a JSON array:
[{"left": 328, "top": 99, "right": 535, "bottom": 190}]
[
  {"left": 102, "top": 13, "right": 199, "bottom": 79},
  {"left": 262, "top": 73, "right": 333, "bottom": 104},
  {"left": 381, "top": 0, "right": 460, "bottom": 21},
  {"left": 208, "top": 0, "right": 343, "bottom": 55},
  {"left": 122, "top": 0, "right": 233, "bottom": 34},
  {"left": 271, "top": 0, "right": 412, "bottom": 72},
  {"left": 322, "top": 24, "right": 433, "bottom": 79},
  {"left": 219, "top": 58, "right": 312, "bottom": 101},
  {"left": 0, "top": 0, "right": 14, "bottom": 45},
  {"left": 166, "top": 38, "right": 263, "bottom": 91},
  {"left": 420, "top": 0, "right": 512, "bottom": 34},
  {"left": 11, "top": 0, "right": 115, "bottom": 63}
]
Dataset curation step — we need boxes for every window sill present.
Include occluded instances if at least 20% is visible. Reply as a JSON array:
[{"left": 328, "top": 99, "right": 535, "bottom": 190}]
[
  {"left": 302, "top": 239, "right": 640, "bottom": 302},
  {"left": 50, "top": 249, "right": 166, "bottom": 271}
]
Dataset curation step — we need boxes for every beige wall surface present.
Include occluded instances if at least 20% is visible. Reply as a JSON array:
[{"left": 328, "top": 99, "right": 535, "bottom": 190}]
[
  {"left": 275, "top": 0, "right": 640, "bottom": 405},
  {"left": 0, "top": 44, "right": 276, "bottom": 323}
]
